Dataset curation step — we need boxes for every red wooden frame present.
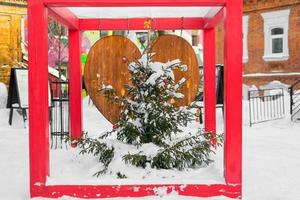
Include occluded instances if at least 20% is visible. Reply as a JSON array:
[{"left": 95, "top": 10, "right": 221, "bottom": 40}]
[
  {"left": 79, "top": 18, "right": 206, "bottom": 30},
  {"left": 28, "top": 0, "right": 242, "bottom": 199},
  {"left": 203, "top": 27, "right": 216, "bottom": 145},
  {"left": 69, "top": 29, "right": 83, "bottom": 144}
]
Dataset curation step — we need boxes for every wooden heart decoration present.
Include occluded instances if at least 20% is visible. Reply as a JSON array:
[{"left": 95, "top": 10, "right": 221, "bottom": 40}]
[
  {"left": 84, "top": 35, "right": 200, "bottom": 124},
  {"left": 84, "top": 35, "right": 141, "bottom": 124},
  {"left": 150, "top": 34, "right": 199, "bottom": 107}
]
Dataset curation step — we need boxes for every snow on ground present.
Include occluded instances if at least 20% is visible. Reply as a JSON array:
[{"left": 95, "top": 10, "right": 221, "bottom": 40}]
[
  {"left": 0, "top": 105, "right": 29, "bottom": 199},
  {"left": 48, "top": 98, "right": 224, "bottom": 186},
  {"left": 1, "top": 91, "right": 300, "bottom": 199},
  {"left": 243, "top": 119, "right": 300, "bottom": 200}
]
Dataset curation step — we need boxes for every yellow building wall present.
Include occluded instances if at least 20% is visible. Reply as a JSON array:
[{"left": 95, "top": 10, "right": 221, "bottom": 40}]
[{"left": 0, "top": 0, "right": 27, "bottom": 85}]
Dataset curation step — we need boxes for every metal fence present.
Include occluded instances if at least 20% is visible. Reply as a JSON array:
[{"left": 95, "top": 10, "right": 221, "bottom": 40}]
[
  {"left": 50, "top": 81, "right": 69, "bottom": 149},
  {"left": 289, "top": 79, "right": 300, "bottom": 122},
  {"left": 249, "top": 88, "right": 285, "bottom": 126}
]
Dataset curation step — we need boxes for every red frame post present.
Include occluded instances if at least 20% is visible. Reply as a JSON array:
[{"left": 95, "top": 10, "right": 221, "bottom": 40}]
[
  {"left": 28, "top": 0, "right": 49, "bottom": 193},
  {"left": 69, "top": 29, "right": 83, "bottom": 143},
  {"left": 203, "top": 28, "right": 216, "bottom": 144},
  {"left": 224, "top": 0, "right": 243, "bottom": 185}
]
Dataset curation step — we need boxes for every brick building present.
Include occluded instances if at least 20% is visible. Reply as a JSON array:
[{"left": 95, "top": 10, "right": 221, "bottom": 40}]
[{"left": 217, "top": 0, "right": 300, "bottom": 87}]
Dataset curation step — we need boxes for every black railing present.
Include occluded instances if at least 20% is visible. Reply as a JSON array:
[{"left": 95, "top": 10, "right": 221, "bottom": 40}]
[
  {"left": 50, "top": 81, "right": 69, "bottom": 149},
  {"left": 249, "top": 88, "right": 285, "bottom": 126},
  {"left": 289, "top": 79, "right": 300, "bottom": 122}
]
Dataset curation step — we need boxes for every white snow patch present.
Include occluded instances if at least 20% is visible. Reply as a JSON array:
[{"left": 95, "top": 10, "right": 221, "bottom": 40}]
[
  {"left": 0, "top": 82, "right": 7, "bottom": 108},
  {"left": 260, "top": 80, "right": 290, "bottom": 92},
  {"left": 178, "top": 77, "right": 186, "bottom": 85},
  {"left": 181, "top": 65, "right": 188, "bottom": 72},
  {"left": 145, "top": 69, "right": 164, "bottom": 85},
  {"left": 102, "top": 84, "right": 113, "bottom": 90},
  {"left": 153, "top": 186, "right": 173, "bottom": 197},
  {"left": 243, "top": 84, "right": 250, "bottom": 100}
]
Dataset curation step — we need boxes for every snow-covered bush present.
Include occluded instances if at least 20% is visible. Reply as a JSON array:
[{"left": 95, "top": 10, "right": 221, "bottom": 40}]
[{"left": 74, "top": 53, "right": 221, "bottom": 177}]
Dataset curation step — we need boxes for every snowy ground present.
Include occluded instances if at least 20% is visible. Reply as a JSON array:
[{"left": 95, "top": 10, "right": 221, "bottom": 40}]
[
  {"left": 48, "top": 99, "right": 224, "bottom": 186},
  {"left": 1, "top": 93, "right": 300, "bottom": 199}
]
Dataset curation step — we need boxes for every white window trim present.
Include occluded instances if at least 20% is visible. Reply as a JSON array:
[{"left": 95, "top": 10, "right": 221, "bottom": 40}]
[
  {"left": 261, "top": 9, "right": 290, "bottom": 62},
  {"left": 243, "top": 15, "right": 249, "bottom": 63}
]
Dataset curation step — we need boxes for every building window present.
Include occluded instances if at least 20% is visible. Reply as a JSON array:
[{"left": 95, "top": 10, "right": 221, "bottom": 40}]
[
  {"left": 243, "top": 16, "right": 249, "bottom": 63},
  {"left": 271, "top": 28, "right": 284, "bottom": 53},
  {"left": 261, "top": 9, "right": 290, "bottom": 61}
]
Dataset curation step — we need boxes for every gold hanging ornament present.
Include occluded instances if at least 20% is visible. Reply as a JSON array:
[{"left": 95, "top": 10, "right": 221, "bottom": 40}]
[
  {"left": 144, "top": 19, "right": 152, "bottom": 30},
  {"left": 121, "top": 88, "right": 126, "bottom": 97},
  {"left": 170, "top": 98, "right": 175, "bottom": 104}
]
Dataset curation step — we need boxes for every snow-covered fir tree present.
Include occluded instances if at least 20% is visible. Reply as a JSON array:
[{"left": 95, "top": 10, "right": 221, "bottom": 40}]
[{"left": 75, "top": 52, "right": 221, "bottom": 177}]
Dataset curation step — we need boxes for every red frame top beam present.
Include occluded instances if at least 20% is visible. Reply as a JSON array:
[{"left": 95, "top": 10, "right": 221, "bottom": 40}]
[
  {"left": 79, "top": 17, "right": 205, "bottom": 30},
  {"left": 204, "top": 7, "right": 224, "bottom": 29},
  {"left": 45, "top": 0, "right": 226, "bottom": 30},
  {"left": 48, "top": 7, "right": 79, "bottom": 30},
  {"left": 44, "top": 0, "right": 226, "bottom": 7}
]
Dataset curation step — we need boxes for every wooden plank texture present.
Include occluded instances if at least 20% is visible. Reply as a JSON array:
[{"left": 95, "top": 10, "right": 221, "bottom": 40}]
[
  {"left": 150, "top": 34, "right": 200, "bottom": 106},
  {"left": 84, "top": 35, "right": 141, "bottom": 124}
]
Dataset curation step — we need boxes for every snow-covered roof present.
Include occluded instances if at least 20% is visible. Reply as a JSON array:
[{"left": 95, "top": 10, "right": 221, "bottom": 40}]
[{"left": 68, "top": 6, "right": 222, "bottom": 19}]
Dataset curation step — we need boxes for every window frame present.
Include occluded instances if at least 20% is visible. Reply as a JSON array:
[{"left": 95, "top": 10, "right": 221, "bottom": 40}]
[
  {"left": 261, "top": 9, "right": 290, "bottom": 61},
  {"left": 270, "top": 27, "right": 284, "bottom": 54},
  {"left": 243, "top": 15, "right": 249, "bottom": 63}
]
